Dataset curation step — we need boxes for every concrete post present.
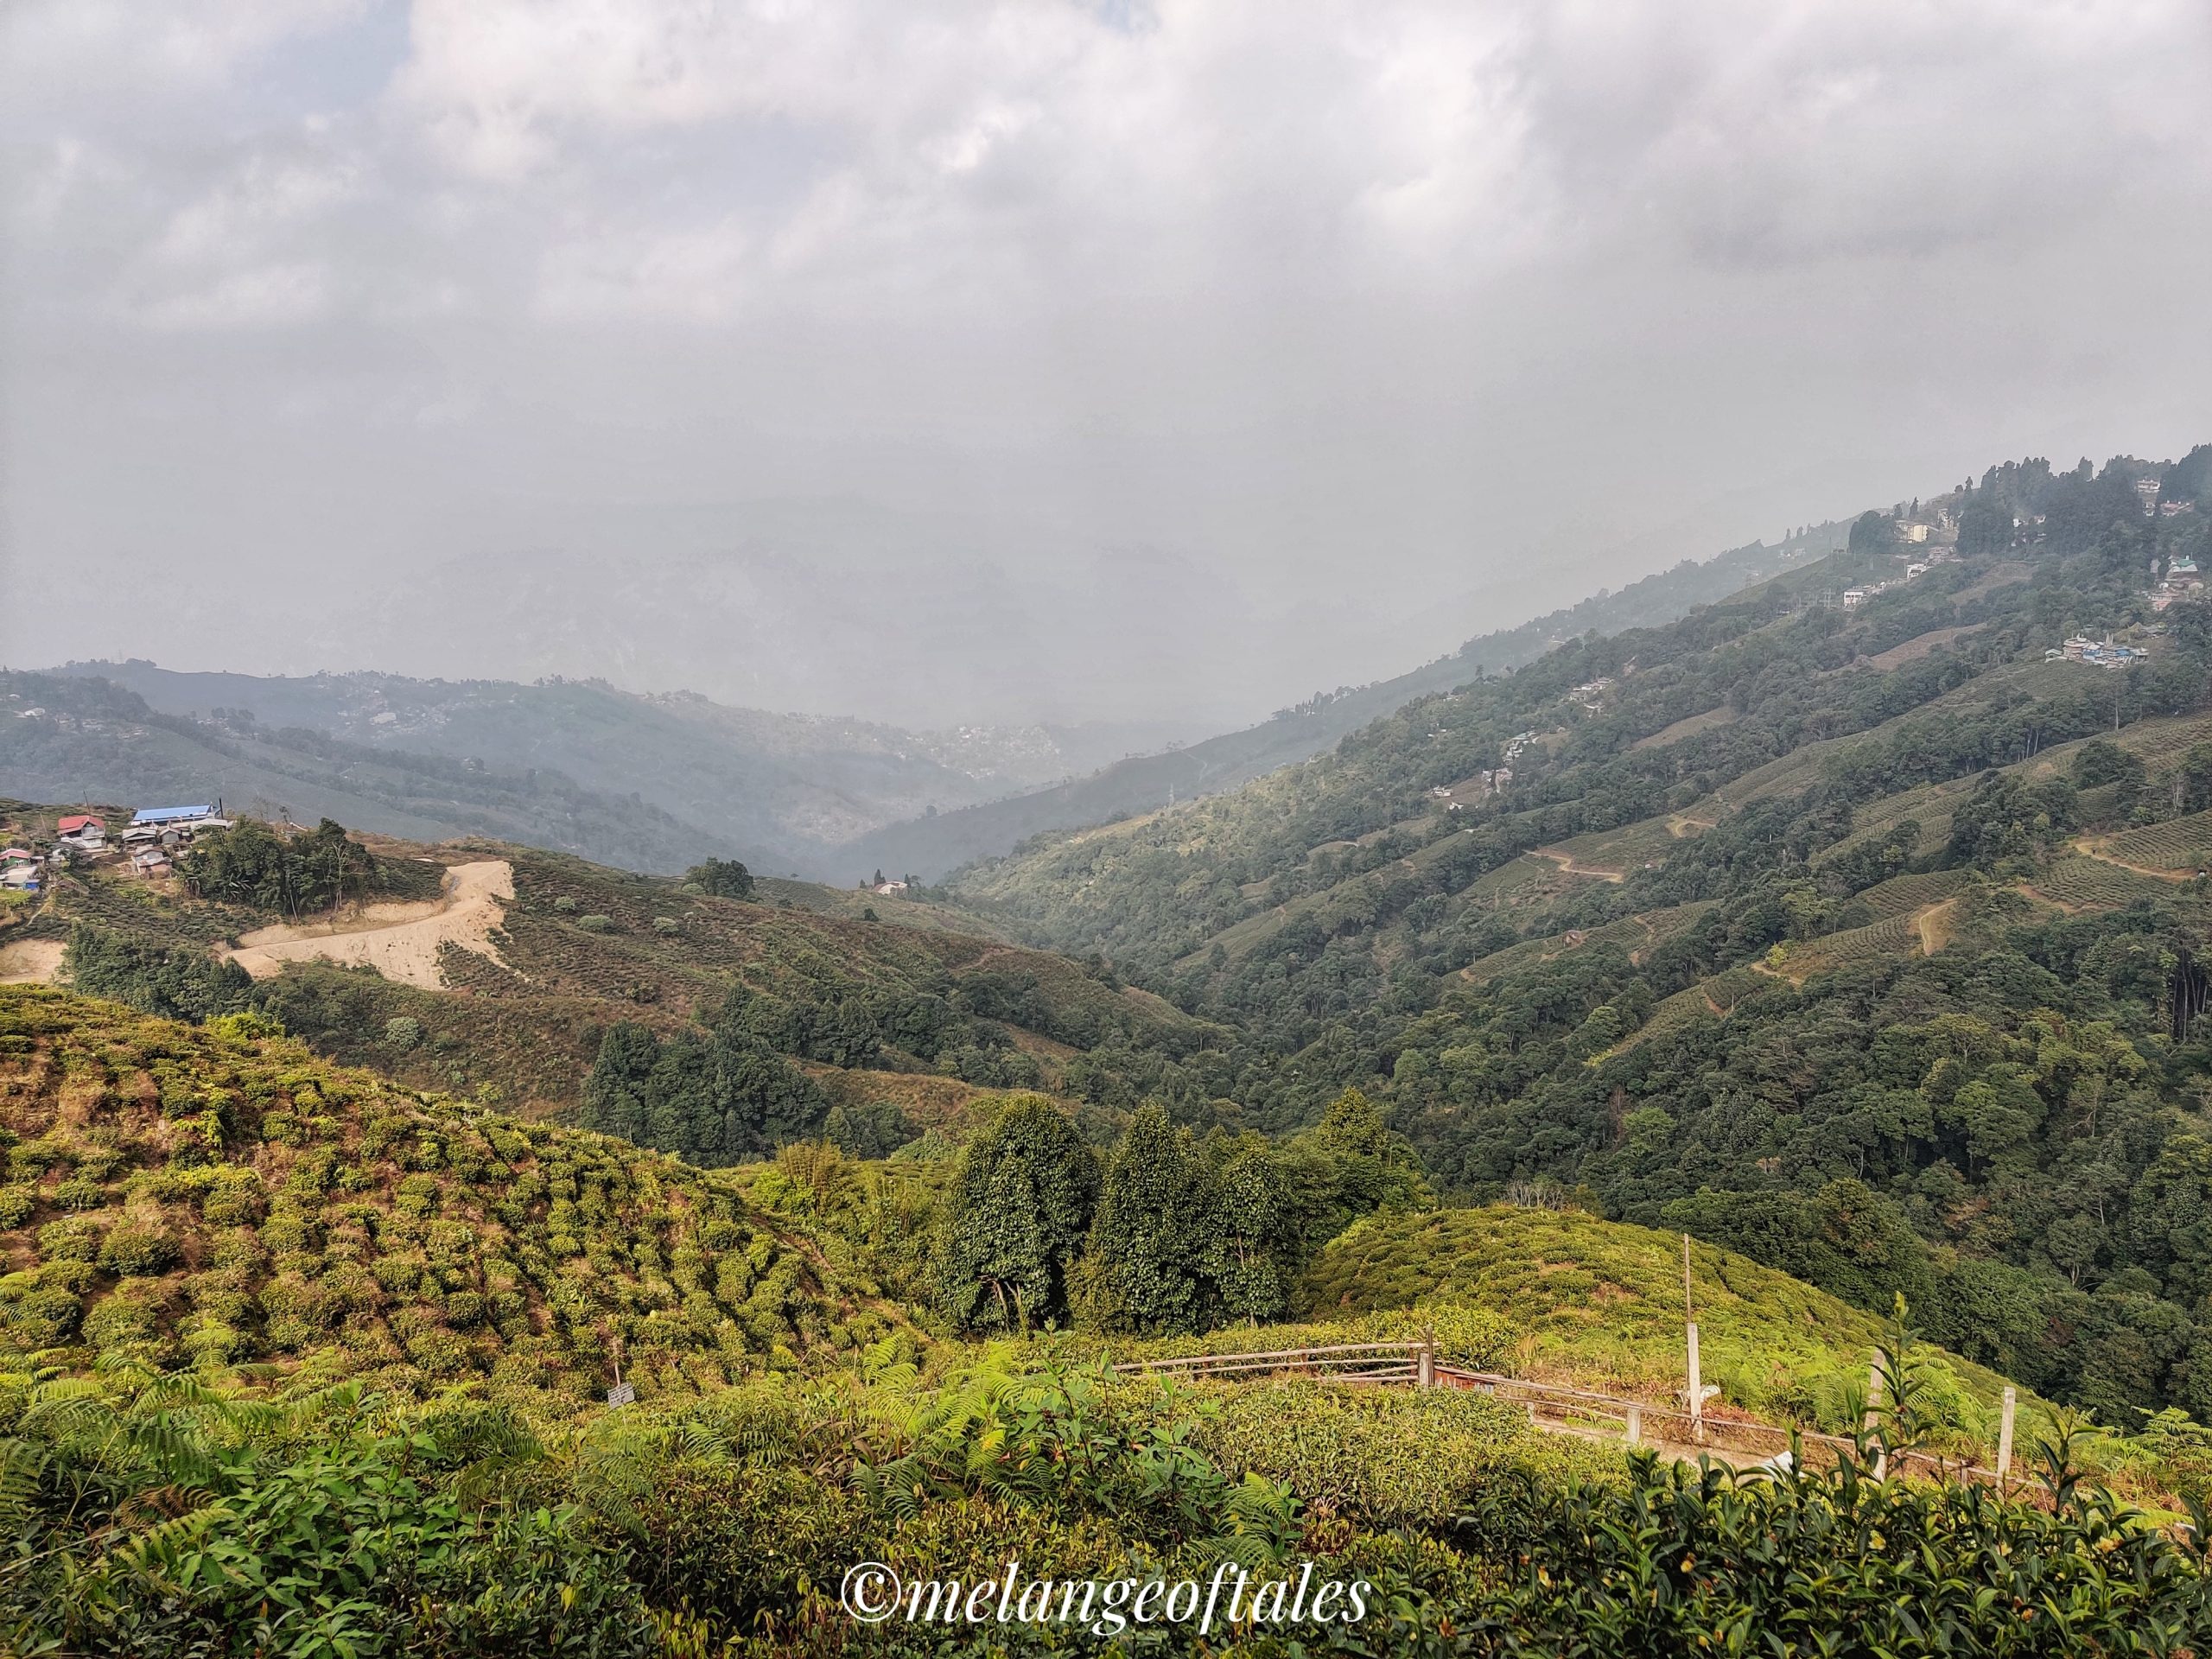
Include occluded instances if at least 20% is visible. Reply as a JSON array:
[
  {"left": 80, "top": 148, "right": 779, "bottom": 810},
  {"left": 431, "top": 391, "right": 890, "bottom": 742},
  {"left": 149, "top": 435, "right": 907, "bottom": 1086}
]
[
  {"left": 1995, "top": 1386, "right": 2016, "bottom": 1490},
  {"left": 1687, "top": 1322, "right": 1705, "bottom": 1444},
  {"left": 1866, "top": 1360, "right": 1887, "bottom": 1479}
]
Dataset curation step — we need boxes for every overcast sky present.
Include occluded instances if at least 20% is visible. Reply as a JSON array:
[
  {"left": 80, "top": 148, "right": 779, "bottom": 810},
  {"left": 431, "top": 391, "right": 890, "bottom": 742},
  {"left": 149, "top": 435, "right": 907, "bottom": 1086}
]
[{"left": 4, "top": 1, "right": 2209, "bottom": 728}]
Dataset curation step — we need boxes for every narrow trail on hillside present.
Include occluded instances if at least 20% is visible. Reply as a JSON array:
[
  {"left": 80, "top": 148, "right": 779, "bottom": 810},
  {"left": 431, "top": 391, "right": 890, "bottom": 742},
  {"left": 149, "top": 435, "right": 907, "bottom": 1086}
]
[
  {"left": 2069, "top": 836, "right": 2196, "bottom": 882},
  {"left": 1529, "top": 848, "right": 1625, "bottom": 883},
  {"left": 223, "top": 861, "right": 514, "bottom": 991}
]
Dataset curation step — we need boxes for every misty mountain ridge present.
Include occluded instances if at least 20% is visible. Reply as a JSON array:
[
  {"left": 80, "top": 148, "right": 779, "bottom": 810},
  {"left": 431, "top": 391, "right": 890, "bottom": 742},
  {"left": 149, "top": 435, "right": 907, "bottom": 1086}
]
[{"left": 7, "top": 514, "right": 1849, "bottom": 880}]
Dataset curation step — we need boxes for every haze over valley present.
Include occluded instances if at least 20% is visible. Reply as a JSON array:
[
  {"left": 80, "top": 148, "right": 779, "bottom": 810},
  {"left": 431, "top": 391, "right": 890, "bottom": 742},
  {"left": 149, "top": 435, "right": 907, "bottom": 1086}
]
[{"left": 4, "top": 3, "right": 2212, "bottom": 1653}]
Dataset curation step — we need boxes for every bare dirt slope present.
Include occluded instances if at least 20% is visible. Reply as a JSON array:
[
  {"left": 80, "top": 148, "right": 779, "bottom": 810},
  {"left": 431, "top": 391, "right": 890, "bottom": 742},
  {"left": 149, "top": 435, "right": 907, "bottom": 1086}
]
[
  {"left": 224, "top": 861, "right": 514, "bottom": 990},
  {"left": 0, "top": 940, "right": 65, "bottom": 985}
]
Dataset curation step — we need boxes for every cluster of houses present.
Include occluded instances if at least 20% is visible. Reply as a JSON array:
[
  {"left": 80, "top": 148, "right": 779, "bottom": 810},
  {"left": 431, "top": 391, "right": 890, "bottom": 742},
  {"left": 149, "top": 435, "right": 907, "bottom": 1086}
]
[
  {"left": 1567, "top": 677, "right": 1614, "bottom": 709},
  {"left": 2150, "top": 555, "right": 2202, "bottom": 613},
  {"left": 1841, "top": 545, "right": 1961, "bottom": 611},
  {"left": 1428, "top": 744, "right": 1524, "bottom": 817},
  {"left": 0, "top": 804, "right": 232, "bottom": 892},
  {"left": 2048, "top": 634, "right": 2144, "bottom": 670}
]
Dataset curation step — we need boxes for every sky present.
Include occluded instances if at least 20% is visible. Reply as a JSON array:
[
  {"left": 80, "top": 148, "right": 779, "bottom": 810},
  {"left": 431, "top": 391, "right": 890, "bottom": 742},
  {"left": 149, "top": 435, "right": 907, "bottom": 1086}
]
[{"left": 3, "top": 0, "right": 2209, "bottom": 730}]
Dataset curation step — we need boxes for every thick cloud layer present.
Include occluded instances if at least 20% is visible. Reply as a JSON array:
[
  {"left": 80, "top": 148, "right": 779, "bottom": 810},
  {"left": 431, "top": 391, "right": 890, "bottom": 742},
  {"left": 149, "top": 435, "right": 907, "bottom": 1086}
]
[{"left": 5, "top": 0, "right": 2209, "bottom": 725}]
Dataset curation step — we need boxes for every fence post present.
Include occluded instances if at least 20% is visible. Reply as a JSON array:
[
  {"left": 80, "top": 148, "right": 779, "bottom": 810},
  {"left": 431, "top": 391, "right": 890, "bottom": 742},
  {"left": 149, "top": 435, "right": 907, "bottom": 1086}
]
[
  {"left": 1626, "top": 1405, "right": 1642, "bottom": 1448},
  {"left": 1995, "top": 1386, "right": 2016, "bottom": 1491},
  {"left": 1418, "top": 1330, "right": 1436, "bottom": 1389},
  {"left": 1865, "top": 1359, "right": 1886, "bottom": 1480},
  {"left": 1686, "top": 1321, "right": 1705, "bottom": 1444},
  {"left": 1683, "top": 1235, "right": 1707, "bottom": 1445}
]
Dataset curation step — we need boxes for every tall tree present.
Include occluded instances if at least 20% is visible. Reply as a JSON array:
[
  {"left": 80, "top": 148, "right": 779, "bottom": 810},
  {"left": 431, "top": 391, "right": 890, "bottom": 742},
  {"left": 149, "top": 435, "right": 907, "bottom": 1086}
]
[
  {"left": 1081, "top": 1103, "right": 1221, "bottom": 1334},
  {"left": 938, "top": 1096, "right": 1098, "bottom": 1332}
]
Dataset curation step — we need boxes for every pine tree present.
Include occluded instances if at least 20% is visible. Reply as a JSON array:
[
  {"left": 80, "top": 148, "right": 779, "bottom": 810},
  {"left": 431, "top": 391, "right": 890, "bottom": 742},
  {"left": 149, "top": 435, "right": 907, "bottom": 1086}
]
[{"left": 582, "top": 1021, "right": 658, "bottom": 1146}]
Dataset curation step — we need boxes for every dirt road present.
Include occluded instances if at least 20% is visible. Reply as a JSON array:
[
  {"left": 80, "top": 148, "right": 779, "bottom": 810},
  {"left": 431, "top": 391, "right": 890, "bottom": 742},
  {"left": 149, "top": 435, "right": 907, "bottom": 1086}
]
[{"left": 223, "top": 861, "right": 514, "bottom": 991}]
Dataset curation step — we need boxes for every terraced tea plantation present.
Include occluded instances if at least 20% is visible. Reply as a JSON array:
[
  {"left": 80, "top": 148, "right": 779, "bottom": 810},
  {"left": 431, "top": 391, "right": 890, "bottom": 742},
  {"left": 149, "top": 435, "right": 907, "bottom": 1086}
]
[
  {"left": 2030, "top": 853, "right": 2179, "bottom": 911},
  {"left": 2100, "top": 810, "right": 2212, "bottom": 874}
]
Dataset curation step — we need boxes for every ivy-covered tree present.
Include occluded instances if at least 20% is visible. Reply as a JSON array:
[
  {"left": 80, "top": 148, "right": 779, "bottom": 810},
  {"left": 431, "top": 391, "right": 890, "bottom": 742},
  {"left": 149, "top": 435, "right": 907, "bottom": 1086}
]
[
  {"left": 579, "top": 1014, "right": 828, "bottom": 1166},
  {"left": 937, "top": 1096, "right": 1098, "bottom": 1332},
  {"left": 1079, "top": 1103, "right": 1221, "bottom": 1335},
  {"left": 1201, "top": 1138, "right": 1289, "bottom": 1324}
]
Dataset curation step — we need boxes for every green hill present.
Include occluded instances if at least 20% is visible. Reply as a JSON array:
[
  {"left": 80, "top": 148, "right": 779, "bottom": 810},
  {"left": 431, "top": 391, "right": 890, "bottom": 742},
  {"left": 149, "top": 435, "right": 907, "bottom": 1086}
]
[
  {"left": 1300, "top": 1205, "right": 2044, "bottom": 1446},
  {"left": 932, "top": 448, "right": 2212, "bottom": 1428},
  {"left": 838, "top": 522, "right": 1852, "bottom": 880},
  {"left": 0, "top": 986, "right": 902, "bottom": 1401},
  {"left": 0, "top": 809, "right": 1218, "bottom": 1157}
]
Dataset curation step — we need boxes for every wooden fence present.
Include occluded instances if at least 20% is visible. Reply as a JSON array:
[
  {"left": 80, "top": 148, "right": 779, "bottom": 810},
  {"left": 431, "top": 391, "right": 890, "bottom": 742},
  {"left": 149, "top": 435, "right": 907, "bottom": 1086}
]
[{"left": 1113, "top": 1340, "right": 2025, "bottom": 1495}]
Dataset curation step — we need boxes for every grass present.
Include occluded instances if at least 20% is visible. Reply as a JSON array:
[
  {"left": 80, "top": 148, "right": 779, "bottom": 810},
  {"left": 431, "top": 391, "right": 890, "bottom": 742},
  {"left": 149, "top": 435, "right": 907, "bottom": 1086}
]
[
  {"left": 1616, "top": 964, "right": 1770, "bottom": 1052},
  {"left": 1852, "top": 868, "right": 1972, "bottom": 918},
  {"left": 1296, "top": 1206, "right": 2050, "bottom": 1456},
  {"left": 1780, "top": 913, "right": 1919, "bottom": 980},
  {"left": 1540, "top": 813, "right": 1699, "bottom": 876},
  {"left": 1630, "top": 705, "right": 1737, "bottom": 752},
  {"left": 1458, "top": 907, "right": 1706, "bottom": 986}
]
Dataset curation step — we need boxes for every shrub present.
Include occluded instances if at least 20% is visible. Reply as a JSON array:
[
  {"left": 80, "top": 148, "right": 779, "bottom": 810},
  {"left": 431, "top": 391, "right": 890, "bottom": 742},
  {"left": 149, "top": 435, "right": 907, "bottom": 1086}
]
[
  {"left": 99, "top": 1224, "right": 181, "bottom": 1277},
  {"left": 82, "top": 1281, "right": 168, "bottom": 1351},
  {"left": 552, "top": 895, "right": 578, "bottom": 913},
  {"left": 576, "top": 915, "right": 618, "bottom": 934},
  {"left": 385, "top": 1016, "right": 424, "bottom": 1050},
  {"left": 0, "top": 1185, "right": 36, "bottom": 1228},
  {"left": 37, "top": 1216, "right": 103, "bottom": 1262},
  {"left": 200, "top": 1173, "right": 266, "bottom": 1227},
  {"left": 7, "top": 1284, "right": 83, "bottom": 1344},
  {"left": 652, "top": 917, "right": 683, "bottom": 936}
]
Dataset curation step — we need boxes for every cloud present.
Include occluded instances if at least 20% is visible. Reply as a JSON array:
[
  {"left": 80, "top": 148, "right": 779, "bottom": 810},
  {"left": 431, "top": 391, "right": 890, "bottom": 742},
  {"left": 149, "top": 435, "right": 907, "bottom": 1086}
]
[{"left": 3, "top": 0, "right": 2209, "bottom": 723}]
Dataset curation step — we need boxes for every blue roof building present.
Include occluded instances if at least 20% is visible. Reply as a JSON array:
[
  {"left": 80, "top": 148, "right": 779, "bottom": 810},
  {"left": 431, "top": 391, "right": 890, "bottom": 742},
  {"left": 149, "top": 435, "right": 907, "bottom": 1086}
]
[{"left": 130, "top": 805, "right": 214, "bottom": 825}]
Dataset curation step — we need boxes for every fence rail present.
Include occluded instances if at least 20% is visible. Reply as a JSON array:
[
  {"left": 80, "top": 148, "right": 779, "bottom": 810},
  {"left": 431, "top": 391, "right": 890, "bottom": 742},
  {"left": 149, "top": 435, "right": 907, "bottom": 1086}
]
[{"left": 1112, "top": 1341, "right": 2020, "bottom": 1494}]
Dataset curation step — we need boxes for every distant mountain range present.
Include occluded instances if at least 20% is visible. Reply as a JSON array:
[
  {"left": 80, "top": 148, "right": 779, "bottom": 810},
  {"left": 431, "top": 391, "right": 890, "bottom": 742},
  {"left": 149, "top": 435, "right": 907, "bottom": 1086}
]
[{"left": 4, "top": 520, "right": 1840, "bottom": 880}]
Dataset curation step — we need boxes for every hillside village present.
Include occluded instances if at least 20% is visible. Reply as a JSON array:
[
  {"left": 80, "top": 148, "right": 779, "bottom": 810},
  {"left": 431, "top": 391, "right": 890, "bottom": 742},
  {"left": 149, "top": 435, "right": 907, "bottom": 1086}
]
[{"left": 0, "top": 800, "right": 231, "bottom": 893}]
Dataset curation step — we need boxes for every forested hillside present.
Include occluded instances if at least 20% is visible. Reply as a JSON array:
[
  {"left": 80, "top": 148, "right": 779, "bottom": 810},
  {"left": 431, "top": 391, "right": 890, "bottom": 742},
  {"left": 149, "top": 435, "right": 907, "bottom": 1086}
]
[
  {"left": 8, "top": 456, "right": 2212, "bottom": 1654},
  {"left": 844, "top": 519, "right": 1844, "bottom": 880},
  {"left": 941, "top": 448, "right": 2212, "bottom": 1421}
]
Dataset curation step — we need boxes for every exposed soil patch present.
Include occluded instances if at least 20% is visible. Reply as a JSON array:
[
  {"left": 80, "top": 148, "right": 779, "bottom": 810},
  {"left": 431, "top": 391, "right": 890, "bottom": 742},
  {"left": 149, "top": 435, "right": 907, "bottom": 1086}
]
[{"left": 223, "top": 861, "right": 514, "bottom": 990}]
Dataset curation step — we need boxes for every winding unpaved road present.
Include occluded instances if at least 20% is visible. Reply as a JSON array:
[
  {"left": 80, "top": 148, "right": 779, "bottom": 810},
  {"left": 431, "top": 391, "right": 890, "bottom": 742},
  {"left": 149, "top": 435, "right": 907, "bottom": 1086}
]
[{"left": 223, "top": 861, "right": 514, "bottom": 990}]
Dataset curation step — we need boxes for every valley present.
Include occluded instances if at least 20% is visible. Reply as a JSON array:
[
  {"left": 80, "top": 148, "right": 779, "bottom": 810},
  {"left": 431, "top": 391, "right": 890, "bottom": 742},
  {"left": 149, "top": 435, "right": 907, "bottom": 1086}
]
[{"left": 5, "top": 446, "right": 2212, "bottom": 1651}]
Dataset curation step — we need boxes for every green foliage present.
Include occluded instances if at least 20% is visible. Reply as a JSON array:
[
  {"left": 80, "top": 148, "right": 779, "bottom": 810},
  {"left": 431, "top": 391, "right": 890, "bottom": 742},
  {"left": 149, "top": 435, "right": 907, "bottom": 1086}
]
[
  {"left": 0, "top": 986, "right": 883, "bottom": 1393},
  {"left": 4, "top": 1350, "right": 2201, "bottom": 1656},
  {"left": 177, "top": 817, "right": 407, "bottom": 916},
  {"left": 64, "top": 923, "right": 254, "bottom": 1023},
  {"left": 1459, "top": 1447, "right": 2211, "bottom": 1653},
  {"left": 684, "top": 856, "right": 755, "bottom": 900},
  {"left": 581, "top": 1011, "right": 830, "bottom": 1166},
  {"left": 938, "top": 1095, "right": 1098, "bottom": 1332},
  {"left": 1081, "top": 1103, "right": 1220, "bottom": 1334}
]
